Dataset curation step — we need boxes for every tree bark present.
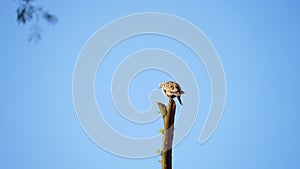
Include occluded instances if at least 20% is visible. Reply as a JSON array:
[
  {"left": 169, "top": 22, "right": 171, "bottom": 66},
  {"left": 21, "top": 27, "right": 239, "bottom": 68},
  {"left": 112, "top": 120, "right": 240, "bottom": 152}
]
[{"left": 157, "top": 97, "right": 176, "bottom": 169}]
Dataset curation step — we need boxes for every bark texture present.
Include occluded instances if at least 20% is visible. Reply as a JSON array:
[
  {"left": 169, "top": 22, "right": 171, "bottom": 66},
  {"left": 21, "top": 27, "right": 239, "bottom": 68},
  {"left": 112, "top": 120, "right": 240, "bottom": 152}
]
[{"left": 157, "top": 97, "right": 176, "bottom": 169}]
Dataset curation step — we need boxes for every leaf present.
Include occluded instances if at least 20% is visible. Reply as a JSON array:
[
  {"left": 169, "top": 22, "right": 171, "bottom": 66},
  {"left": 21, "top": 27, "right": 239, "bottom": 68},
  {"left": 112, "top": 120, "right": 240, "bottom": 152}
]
[
  {"left": 23, "top": 0, "right": 34, "bottom": 3},
  {"left": 16, "top": 4, "right": 35, "bottom": 24},
  {"left": 25, "top": 5, "right": 35, "bottom": 21},
  {"left": 28, "top": 24, "right": 42, "bottom": 43},
  {"left": 28, "top": 32, "right": 41, "bottom": 43},
  {"left": 156, "top": 149, "right": 162, "bottom": 156},
  {"left": 42, "top": 11, "right": 58, "bottom": 24},
  {"left": 17, "top": 7, "right": 26, "bottom": 24},
  {"left": 158, "top": 128, "right": 164, "bottom": 134}
]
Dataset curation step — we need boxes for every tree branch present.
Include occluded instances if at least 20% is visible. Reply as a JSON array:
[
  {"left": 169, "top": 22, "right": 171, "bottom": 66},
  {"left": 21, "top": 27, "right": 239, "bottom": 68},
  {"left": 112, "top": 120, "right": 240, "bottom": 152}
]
[{"left": 157, "top": 97, "right": 176, "bottom": 169}]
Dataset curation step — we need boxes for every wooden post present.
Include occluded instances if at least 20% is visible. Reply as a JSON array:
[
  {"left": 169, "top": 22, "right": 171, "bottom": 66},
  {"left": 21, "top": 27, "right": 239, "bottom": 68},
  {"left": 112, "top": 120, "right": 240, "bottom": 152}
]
[{"left": 157, "top": 97, "right": 176, "bottom": 169}]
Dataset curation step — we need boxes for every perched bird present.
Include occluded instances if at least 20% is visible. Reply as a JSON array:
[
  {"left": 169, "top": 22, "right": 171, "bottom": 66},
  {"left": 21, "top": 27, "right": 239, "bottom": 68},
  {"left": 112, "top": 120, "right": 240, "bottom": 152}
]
[{"left": 159, "top": 81, "right": 185, "bottom": 105}]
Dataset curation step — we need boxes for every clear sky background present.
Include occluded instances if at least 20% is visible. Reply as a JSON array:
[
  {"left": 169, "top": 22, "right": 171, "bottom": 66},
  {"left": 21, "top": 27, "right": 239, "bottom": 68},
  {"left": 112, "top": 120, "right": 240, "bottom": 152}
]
[{"left": 1, "top": 0, "right": 300, "bottom": 169}]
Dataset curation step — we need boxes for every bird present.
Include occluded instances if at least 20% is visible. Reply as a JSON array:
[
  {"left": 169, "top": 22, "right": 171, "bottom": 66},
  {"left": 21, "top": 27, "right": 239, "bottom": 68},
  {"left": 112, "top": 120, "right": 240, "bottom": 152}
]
[{"left": 159, "top": 81, "right": 185, "bottom": 105}]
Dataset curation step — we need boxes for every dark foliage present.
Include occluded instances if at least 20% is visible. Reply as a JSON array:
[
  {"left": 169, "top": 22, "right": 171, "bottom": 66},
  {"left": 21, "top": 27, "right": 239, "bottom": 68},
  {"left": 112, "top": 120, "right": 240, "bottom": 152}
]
[{"left": 15, "top": 0, "right": 57, "bottom": 42}]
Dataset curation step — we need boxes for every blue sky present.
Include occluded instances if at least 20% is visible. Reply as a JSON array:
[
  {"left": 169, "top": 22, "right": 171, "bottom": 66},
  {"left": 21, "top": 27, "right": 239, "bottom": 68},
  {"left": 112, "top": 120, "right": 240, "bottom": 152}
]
[{"left": 1, "top": 0, "right": 300, "bottom": 169}]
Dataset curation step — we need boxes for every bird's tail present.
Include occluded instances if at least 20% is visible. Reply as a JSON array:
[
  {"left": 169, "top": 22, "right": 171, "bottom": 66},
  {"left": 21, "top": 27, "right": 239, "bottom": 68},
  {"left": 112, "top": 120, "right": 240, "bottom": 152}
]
[{"left": 177, "top": 96, "right": 183, "bottom": 105}]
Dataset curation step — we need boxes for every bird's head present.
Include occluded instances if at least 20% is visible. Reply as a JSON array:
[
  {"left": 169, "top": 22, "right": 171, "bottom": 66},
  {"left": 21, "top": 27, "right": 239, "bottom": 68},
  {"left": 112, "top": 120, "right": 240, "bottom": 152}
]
[{"left": 159, "top": 82, "right": 165, "bottom": 89}]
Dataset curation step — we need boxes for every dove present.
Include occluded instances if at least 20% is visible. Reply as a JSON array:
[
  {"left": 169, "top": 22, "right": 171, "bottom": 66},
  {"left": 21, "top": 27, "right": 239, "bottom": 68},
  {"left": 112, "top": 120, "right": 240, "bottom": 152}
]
[{"left": 159, "top": 81, "right": 185, "bottom": 105}]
